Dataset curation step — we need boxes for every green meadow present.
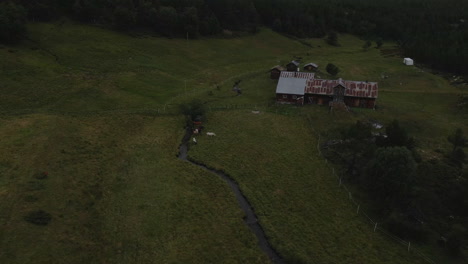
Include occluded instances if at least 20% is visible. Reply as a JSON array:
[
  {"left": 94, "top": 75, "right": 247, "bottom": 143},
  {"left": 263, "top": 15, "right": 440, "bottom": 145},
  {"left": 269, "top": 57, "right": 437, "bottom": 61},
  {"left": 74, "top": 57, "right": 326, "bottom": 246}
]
[{"left": 0, "top": 21, "right": 466, "bottom": 263}]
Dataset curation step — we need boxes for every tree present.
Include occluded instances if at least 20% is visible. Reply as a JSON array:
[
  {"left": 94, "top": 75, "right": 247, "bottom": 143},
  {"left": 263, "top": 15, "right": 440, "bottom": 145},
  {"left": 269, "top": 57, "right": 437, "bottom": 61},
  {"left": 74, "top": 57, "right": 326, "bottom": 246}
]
[
  {"left": 365, "top": 147, "right": 416, "bottom": 206},
  {"left": 180, "top": 7, "right": 200, "bottom": 38},
  {"left": 179, "top": 99, "right": 206, "bottom": 124},
  {"left": 113, "top": 6, "right": 136, "bottom": 29},
  {"left": 0, "top": 1, "right": 27, "bottom": 44},
  {"left": 377, "top": 119, "right": 415, "bottom": 149},
  {"left": 362, "top": 40, "right": 372, "bottom": 50},
  {"left": 158, "top": 6, "right": 178, "bottom": 37},
  {"left": 326, "top": 31, "right": 339, "bottom": 46},
  {"left": 376, "top": 37, "right": 383, "bottom": 48},
  {"left": 200, "top": 13, "right": 221, "bottom": 35},
  {"left": 448, "top": 128, "right": 466, "bottom": 153},
  {"left": 326, "top": 63, "right": 340, "bottom": 76},
  {"left": 272, "top": 18, "right": 282, "bottom": 32}
]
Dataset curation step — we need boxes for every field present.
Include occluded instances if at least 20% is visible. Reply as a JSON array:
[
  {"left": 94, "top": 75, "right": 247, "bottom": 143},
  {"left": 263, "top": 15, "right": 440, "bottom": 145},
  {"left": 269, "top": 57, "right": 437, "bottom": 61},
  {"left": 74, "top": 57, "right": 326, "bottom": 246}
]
[{"left": 1, "top": 21, "right": 467, "bottom": 263}]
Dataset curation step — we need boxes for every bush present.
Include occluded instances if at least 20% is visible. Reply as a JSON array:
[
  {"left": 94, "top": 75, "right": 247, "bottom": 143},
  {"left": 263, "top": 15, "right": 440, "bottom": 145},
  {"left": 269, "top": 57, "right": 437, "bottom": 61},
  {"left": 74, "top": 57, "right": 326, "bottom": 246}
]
[
  {"left": 179, "top": 99, "right": 206, "bottom": 124},
  {"left": 326, "top": 63, "right": 340, "bottom": 76},
  {"left": 24, "top": 210, "right": 52, "bottom": 225},
  {"left": 385, "top": 212, "right": 429, "bottom": 242},
  {"left": 326, "top": 31, "right": 339, "bottom": 46},
  {"left": 446, "top": 224, "right": 466, "bottom": 255}
]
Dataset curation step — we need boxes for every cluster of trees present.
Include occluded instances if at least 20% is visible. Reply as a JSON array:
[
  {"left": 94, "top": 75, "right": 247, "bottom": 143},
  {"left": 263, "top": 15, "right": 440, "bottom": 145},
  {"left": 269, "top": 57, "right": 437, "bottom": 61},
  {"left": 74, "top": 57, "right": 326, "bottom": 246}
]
[
  {"left": 324, "top": 120, "right": 467, "bottom": 256},
  {"left": 0, "top": 1, "right": 27, "bottom": 44},
  {"left": 2, "top": 0, "right": 468, "bottom": 74},
  {"left": 7, "top": 0, "right": 259, "bottom": 38}
]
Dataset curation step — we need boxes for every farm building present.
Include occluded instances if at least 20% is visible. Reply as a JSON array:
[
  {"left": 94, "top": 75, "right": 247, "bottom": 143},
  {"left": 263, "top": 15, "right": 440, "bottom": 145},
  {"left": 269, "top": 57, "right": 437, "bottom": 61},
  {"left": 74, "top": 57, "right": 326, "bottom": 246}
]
[
  {"left": 275, "top": 72, "right": 314, "bottom": 104},
  {"left": 303, "top": 63, "right": 319, "bottom": 71},
  {"left": 269, "top": 65, "right": 286, "bottom": 79},
  {"left": 275, "top": 72, "right": 378, "bottom": 108},
  {"left": 403, "top": 58, "right": 414, "bottom": 65},
  {"left": 286, "top": 60, "right": 300, "bottom": 71}
]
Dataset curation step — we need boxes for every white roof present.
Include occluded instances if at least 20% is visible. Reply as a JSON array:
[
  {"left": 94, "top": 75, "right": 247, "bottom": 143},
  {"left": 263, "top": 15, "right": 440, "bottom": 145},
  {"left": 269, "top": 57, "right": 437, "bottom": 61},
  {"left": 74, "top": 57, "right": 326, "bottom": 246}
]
[{"left": 275, "top": 72, "right": 314, "bottom": 95}]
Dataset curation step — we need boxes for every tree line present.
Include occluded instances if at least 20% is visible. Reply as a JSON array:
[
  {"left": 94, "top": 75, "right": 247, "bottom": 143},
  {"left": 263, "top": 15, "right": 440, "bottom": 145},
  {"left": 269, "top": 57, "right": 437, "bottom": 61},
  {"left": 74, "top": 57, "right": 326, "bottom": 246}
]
[
  {"left": 323, "top": 120, "right": 467, "bottom": 257},
  {"left": 2, "top": 0, "right": 467, "bottom": 74}
]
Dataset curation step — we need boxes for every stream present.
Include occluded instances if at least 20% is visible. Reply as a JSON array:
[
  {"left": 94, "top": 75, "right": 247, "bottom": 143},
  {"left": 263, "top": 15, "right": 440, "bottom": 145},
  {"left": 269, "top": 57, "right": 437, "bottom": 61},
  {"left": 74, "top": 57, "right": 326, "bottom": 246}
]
[{"left": 178, "top": 128, "right": 284, "bottom": 264}]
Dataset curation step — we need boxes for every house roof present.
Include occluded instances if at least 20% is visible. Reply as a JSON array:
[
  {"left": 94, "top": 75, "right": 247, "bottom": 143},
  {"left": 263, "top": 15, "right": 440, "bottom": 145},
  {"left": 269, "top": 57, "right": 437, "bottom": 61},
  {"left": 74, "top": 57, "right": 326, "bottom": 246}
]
[
  {"left": 276, "top": 71, "right": 314, "bottom": 95},
  {"left": 305, "top": 78, "right": 378, "bottom": 98},
  {"left": 270, "top": 65, "right": 286, "bottom": 71},
  {"left": 287, "top": 60, "right": 300, "bottom": 67},
  {"left": 304, "top": 63, "right": 318, "bottom": 68}
]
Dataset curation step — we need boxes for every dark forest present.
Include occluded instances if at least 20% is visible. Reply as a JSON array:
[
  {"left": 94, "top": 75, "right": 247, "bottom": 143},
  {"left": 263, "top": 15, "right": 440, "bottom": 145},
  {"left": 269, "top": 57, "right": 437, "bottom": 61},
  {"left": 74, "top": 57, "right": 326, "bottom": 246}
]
[{"left": 2, "top": 0, "right": 468, "bottom": 74}]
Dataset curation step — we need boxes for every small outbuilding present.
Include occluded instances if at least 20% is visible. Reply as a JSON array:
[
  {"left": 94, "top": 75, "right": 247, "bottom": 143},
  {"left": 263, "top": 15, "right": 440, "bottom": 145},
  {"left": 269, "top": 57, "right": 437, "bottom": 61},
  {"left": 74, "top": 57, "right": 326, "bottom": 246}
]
[
  {"left": 269, "top": 65, "right": 285, "bottom": 79},
  {"left": 286, "top": 60, "right": 300, "bottom": 72},
  {"left": 403, "top": 58, "right": 414, "bottom": 65},
  {"left": 303, "top": 63, "right": 318, "bottom": 71}
]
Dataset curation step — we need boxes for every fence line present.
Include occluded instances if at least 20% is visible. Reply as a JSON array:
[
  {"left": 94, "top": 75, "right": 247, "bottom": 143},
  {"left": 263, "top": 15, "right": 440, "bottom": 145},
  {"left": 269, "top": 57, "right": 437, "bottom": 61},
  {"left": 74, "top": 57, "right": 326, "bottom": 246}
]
[{"left": 305, "top": 114, "right": 437, "bottom": 264}]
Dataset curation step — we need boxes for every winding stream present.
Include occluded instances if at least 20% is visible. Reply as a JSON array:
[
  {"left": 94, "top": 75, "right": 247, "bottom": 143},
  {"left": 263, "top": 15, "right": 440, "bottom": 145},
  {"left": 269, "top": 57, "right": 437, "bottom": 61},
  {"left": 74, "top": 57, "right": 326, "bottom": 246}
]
[{"left": 178, "top": 129, "right": 284, "bottom": 264}]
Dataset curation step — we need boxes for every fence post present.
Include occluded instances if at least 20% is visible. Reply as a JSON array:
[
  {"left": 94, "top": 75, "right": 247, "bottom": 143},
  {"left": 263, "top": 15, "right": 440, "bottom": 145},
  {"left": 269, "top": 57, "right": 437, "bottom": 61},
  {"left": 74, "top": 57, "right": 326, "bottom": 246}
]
[
  {"left": 339, "top": 177, "right": 342, "bottom": 187},
  {"left": 356, "top": 204, "right": 360, "bottom": 214},
  {"left": 374, "top": 222, "right": 378, "bottom": 232},
  {"left": 408, "top": 242, "right": 411, "bottom": 252},
  {"left": 348, "top": 192, "right": 352, "bottom": 200}
]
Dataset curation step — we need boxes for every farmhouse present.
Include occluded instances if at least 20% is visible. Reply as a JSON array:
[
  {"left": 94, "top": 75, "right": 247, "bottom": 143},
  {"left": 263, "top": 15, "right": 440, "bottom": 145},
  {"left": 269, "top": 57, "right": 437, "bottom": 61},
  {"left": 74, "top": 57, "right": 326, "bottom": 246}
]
[
  {"left": 303, "top": 63, "right": 319, "bottom": 71},
  {"left": 275, "top": 71, "right": 378, "bottom": 108},
  {"left": 286, "top": 60, "right": 300, "bottom": 71},
  {"left": 269, "top": 65, "right": 286, "bottom": 79}
]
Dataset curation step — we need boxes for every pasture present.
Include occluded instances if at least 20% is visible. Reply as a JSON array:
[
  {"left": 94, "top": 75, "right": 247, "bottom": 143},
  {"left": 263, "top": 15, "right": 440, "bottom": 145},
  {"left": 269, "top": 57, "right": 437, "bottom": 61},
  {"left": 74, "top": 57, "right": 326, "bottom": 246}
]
[{"left": 0, "top": 20, "right": 466, "bottom": 263}]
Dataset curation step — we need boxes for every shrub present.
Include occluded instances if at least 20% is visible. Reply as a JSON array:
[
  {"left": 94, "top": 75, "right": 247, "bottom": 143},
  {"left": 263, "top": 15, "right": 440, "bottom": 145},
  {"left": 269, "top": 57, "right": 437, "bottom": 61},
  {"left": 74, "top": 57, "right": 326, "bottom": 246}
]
[
  {"left": 385, "top": 212, "right": 429, "bottom": 242},
  {"left": 326, "top": 63, "right": 340, "bottom": 76},
  {"left": 179, "top": 99, "right": 206, "bottom": 124},
  {"left": 24, "top": 210, "right": 52, "bottom": 225}
]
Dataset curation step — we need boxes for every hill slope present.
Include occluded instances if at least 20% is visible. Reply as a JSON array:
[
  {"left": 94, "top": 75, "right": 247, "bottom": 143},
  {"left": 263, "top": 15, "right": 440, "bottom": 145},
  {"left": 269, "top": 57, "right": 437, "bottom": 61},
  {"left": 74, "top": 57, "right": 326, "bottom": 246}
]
[{"left": 1, "top": 21, "right": 466, "bottom": 264}]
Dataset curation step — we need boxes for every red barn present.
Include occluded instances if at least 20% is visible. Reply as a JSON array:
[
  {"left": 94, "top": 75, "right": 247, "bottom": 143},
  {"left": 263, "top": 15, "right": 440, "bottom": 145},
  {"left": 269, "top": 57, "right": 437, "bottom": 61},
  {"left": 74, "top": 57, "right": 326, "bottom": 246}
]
[{"left": 276, "top": 73, "right": 378, "bottom": 108}]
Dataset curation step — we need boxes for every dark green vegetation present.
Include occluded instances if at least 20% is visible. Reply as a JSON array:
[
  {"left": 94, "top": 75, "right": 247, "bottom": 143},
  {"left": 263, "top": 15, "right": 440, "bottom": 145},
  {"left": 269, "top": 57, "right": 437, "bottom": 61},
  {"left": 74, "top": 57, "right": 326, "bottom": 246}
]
[
  {"left": 4, "top": 0, "right": 468, "bottom": 74},
  {"left": 324, "top": 120, "right": 467, "bottom": 256},
  {"left": 1, "top": 21, "right": 467, "bottom": 264},
  {"left": 0, "top": 1, "right": 27, "bottom": 43}
]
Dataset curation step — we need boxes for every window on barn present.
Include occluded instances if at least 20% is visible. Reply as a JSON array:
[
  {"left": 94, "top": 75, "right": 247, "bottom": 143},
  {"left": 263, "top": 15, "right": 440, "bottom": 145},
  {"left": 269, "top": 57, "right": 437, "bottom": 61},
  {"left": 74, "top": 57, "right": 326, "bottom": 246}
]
[
  {"left": 292, "top": 95, "right": 297, "bottom": 99},
  {"left": 282, "top": 95, "right": 287, "bottom": 99}
]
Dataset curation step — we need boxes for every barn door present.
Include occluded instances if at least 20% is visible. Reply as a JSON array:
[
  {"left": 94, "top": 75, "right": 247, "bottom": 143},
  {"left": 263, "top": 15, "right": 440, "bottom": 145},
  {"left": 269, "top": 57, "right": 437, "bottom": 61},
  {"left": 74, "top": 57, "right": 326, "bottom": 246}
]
[{"left": 333, "top": 85, "right": 345, "bottom": 102}]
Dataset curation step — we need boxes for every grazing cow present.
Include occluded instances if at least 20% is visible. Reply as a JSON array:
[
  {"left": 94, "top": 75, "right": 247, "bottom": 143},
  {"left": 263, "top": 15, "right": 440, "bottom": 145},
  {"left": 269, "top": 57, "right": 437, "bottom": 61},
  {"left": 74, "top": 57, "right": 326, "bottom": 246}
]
[
  {"left": 206, "top": 132, "right": 216, "bottom": 136},
  {"left": 192, "top": 137, "right": 197, "bottom": 144}
]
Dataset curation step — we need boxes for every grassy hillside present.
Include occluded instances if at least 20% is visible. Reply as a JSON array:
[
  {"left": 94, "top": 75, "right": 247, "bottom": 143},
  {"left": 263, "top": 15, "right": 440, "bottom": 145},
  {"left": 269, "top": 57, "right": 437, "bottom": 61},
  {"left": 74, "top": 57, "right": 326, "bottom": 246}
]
[
  {"left": 0, "top": 21, "right": 466, "bottom": 264},
  {"left": 0, "top": 22, "right": 307, "bottom": 113}
]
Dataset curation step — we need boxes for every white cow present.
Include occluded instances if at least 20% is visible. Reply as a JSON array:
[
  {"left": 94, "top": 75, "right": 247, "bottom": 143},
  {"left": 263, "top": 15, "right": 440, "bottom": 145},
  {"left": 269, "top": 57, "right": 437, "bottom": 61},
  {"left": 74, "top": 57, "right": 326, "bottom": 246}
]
[{"left": 206, "top": 132, "right": 216, "bottom": 136}]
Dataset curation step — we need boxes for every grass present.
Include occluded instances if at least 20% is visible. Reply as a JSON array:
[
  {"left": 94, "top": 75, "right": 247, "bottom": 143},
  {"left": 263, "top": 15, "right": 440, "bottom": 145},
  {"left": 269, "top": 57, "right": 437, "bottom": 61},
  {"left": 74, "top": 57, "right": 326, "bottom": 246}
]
[
  {"left": 0, "top": 21, "right": 467, "bottom": 264},
  {"left": 188, "top": 110, "right": 428, "bottom": 264},
  {"left": 0, "top": 114, "right": 268, "bottom": 263}
]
